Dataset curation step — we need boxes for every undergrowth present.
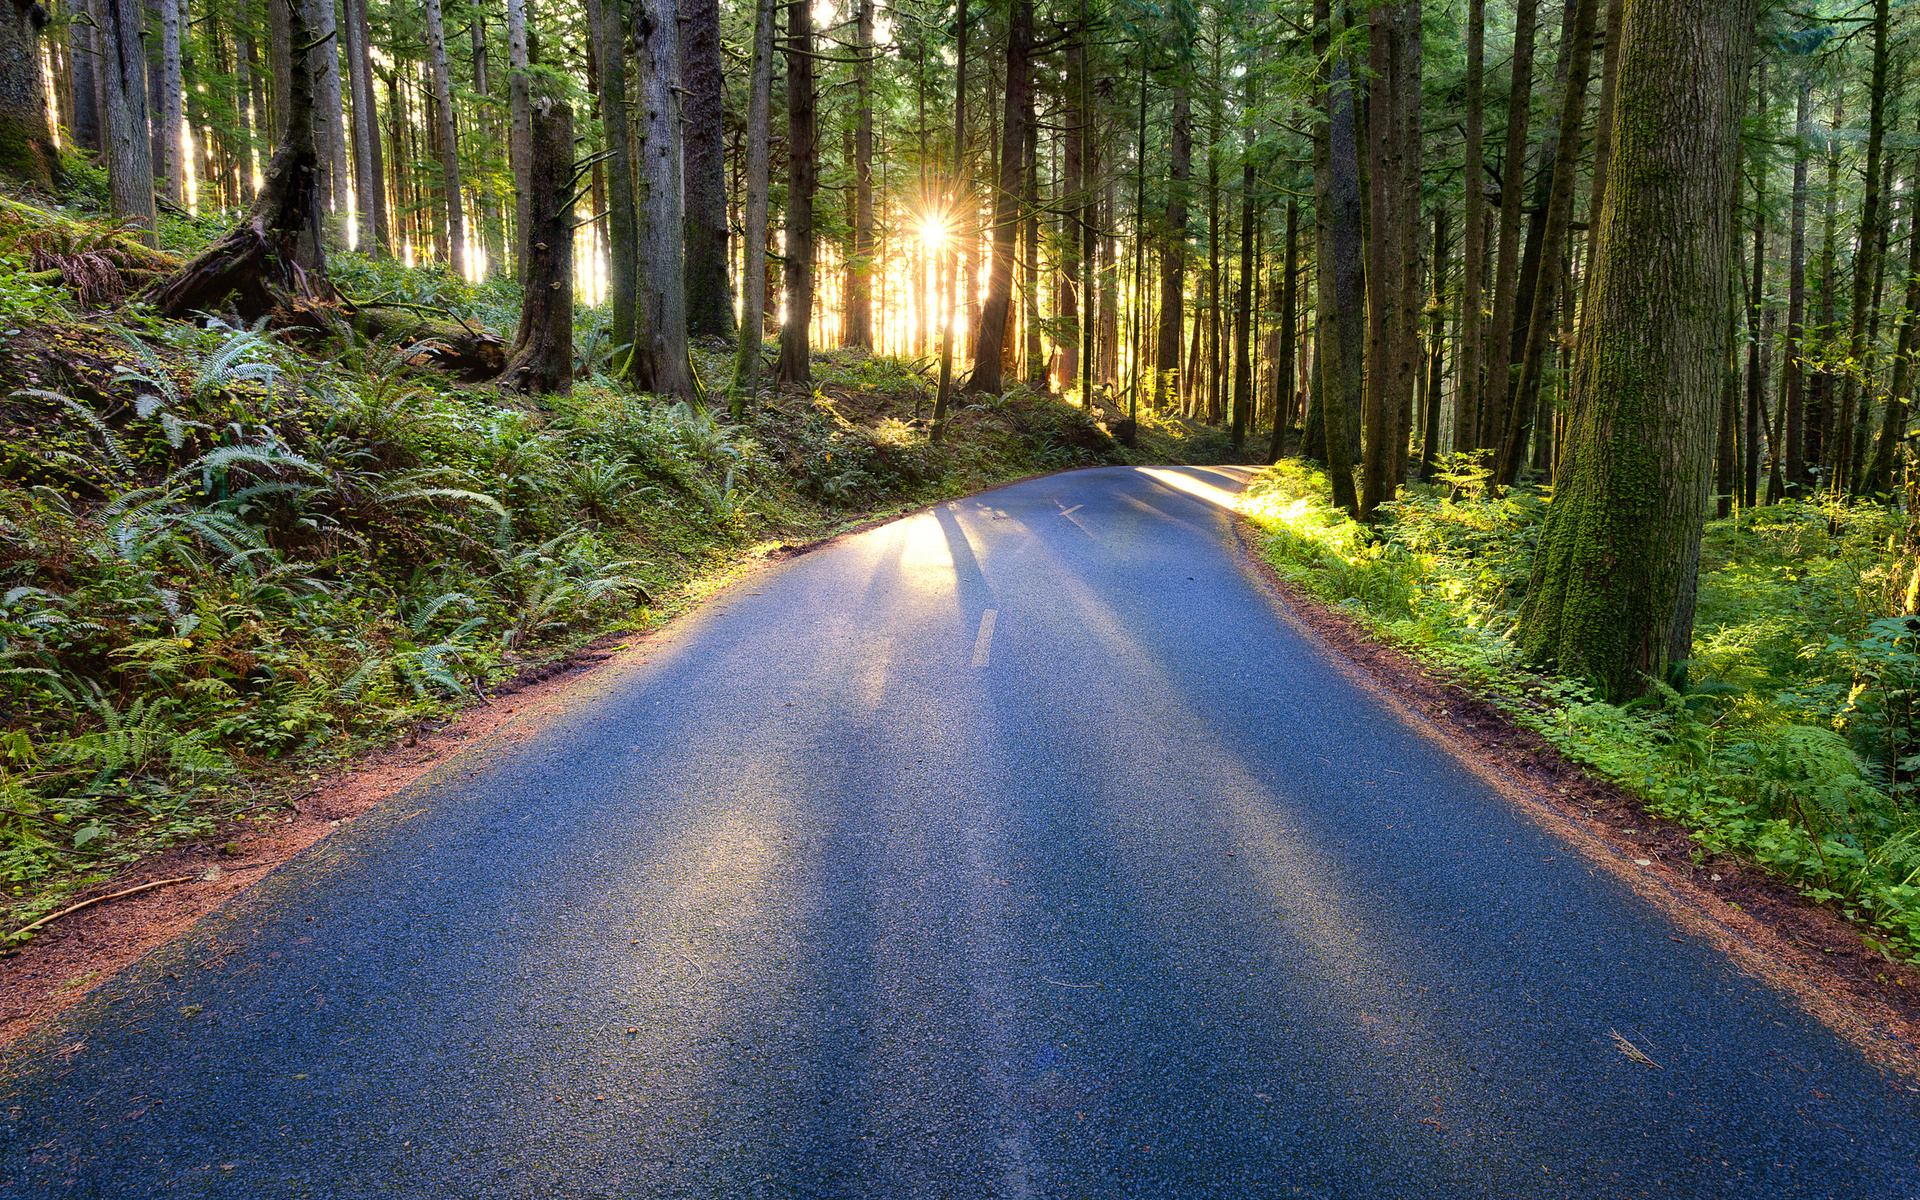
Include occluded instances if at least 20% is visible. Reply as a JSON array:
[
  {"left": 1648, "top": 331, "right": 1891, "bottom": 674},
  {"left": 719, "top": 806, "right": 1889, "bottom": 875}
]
[
  {"left": 1239, "top": 458, "right": 1920, "bottom": 960},
  {"left": 0, "top": 193, "right": 1123, "bottom": 939}
]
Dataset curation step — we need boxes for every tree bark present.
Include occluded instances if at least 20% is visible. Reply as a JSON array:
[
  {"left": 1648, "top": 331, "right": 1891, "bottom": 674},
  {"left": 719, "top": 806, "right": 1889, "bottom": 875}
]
[
  {"left": 1783, "top": 75, "right": 1811, "bottom": 493},
  {"left": 634, "top": 0, "right": 693, "bottom": 401},
  {"left": 1154, "top": 67, "right": 1192, "bottom": 410},
  {"left": 1866, "top": 146, "right": 1920, "bottom": 497},
  {"left": 840, "top": 0, "right": 874, "bottom": 349},
  {"left": 307, "top": 0, "right": 345, "bottom": 239},
  {"left": 506, "top": 0, "right": 530, "bottom": 281},
  {"left": 68, "top": 0, "right": 100, "bottom": 153},
  {"left": 0, "top": 0, "right": 59, "bottom": 187},
  {"left": 1482, "top": 0, "right": 1540, "bottom": 453},
  {"left": 1318, "top": 0, "right": 1360, "bottom": 515},
  {"left": 967, "top": 0, "right": 1032, "bottom": 394},
  {"left": 1268, "top": 200, "right": 1299, "bottom": 464},
  {"left": 345, "top": 0, "right": 387, "bottom": 255},
  {"left": 498, "top": 100, "right": 573, "bottom": 395},
  {"left": 1230, "top": 73, "right": 1257, "bottom": 451},
  {"left": 1838, "top": 0, "right": 1891, "bottom": 496},
  {"left": 586, "top": 0, "right": 638, "bottom": 384},
  {"left": 1494, "top": 0, "right": 1598, "bottom": 487},
  {"left": 682, "top": 0, "right": 732, "bottom": 338},
  {"left": 421, "top": 0, "right": 465, "bottom": 277},
  {"left": 777, "top": 0, "right": 817, "bottom": 385},
  {"left": 101, "top": 0, "right": 155, "bottom": 241},
  {"left": 731, "top": 0, "right": 775, "bottom": 403},
  {"left": 158, "top": 0, "right": 184, "bottom": 201},
  {"left": 1517, "top": 0, "right": 1757, "bottom": 701}
]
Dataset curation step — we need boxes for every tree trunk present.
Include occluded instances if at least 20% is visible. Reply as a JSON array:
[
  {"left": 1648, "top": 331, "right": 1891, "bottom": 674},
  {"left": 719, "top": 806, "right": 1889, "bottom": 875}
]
[
  {"left": 1318, "top": 0, "right": 1360, "bottom": 515},
  {"left": 1783, "top": 76, "right": 1811, "bottom": 494},
  {"left": 0, "top": 0, "right": 60, "bottom": 187},
  {"left": 633, "top": 0, "right": 693, "bottom": 401},
  {"left": 498, "top": 100, "right": 573, "bottom": 395},
  {"left": 345, "top": 0, "right": 388, "bottom": 256},
  {"left": 1455, "top": 0, "right": 1486, "bottom": 455},
  {"left": 682, "top": 0, "right": 732, "bottom": 338},
  {"left": 1517, "top": 0, "right": 1756, "bottom": 701},
  {"left": 68, "top": 2, "right": 100, "bottom": 154},
  {"left": 306, "top": 0, "right": 344, "bottom": 240},
  {"left": 1023, "top": 102, "right": 1044, "bottom": 388},
  {"left": 1420, "top": 205, "right": 1450, "bottom": 482},
  {"left": 1836, "top": 0, "right": 1891, "bottom": 496},
  {"left": 966, "top": 0, "right": 1031, "bottom": 394},
  {"left": 101, "top": 0, "right": 155, "bottom": 241},
  {"left": 1867, "top": 147, "right": 1920, "bottom": 497},
  {"left": 1482, "top": 0, "right": 1540, "bottom": 453},
  {"left": 157, "top": 0, "right": 184, "bottom": 201},
  {"left": 586, "top": 0, "right": 638, "bottom": 384},
  {"left": 471, "top": 17, "right": 503, "bottom": 275},
  {"left": 507, "top": 0, "right": 530, "bottom": 280},
  {"left": 421, "top": 0, "right": 465, "bottom": 277},
  {"left": 1268, "top": 200, "right": 1299, "bottom": 463},
  {"left": 148, "top": 0, "right": 332, "bottom": 319},
  {"left": 730, "top": 0, "right": 775, "bottom": 402},
  {"left": 839, "top": 0, "right": 874, "bottom": 349},
  {"left": 1154, "top": 68, "right": 1191, "bottom": 410},
  {"left": 777, "top": 0, "right": 818, "bottom": 385},
  {"left": 1742, "top": 70, "right": 1767, "bottom": 509},
  {"left": 1230, "top": 74, "right": 1257, "bottom": 452},
  {"left": 1494, "top": 0, "right": 1598, "bottom": 487},
  {"left": 930, "top": 0, "right": 966, "bottom": 438}
]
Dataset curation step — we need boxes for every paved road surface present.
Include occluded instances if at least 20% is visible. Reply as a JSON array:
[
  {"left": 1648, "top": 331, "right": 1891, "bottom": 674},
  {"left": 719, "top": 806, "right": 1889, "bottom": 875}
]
[{"left": 3, "top": 466, "right": 1918, "bottom": 1198}]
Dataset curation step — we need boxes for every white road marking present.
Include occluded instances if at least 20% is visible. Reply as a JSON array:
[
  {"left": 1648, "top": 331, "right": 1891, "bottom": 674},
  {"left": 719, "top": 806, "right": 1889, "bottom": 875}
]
[
  {"left": 971, "top": 609, "right": 998, "bottom": 670},
  {"left": 1057, "top": 504, "right": 1082, "bottom": 516}
]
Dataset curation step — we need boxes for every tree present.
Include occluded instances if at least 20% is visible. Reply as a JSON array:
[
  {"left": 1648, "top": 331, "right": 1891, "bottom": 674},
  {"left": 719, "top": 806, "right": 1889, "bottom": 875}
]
[
  {"left": 682, "top": 0, "right": 732, "bottom": 338},
  {"left": 498, "top": 100, "right": 574, "bottom": 394},
  {"left": 632, "top": 0, "right": 693, "bottom": 400},
  {"left": 101, "top": 0, "right": 155, "bottom": 241},
  {"left": 586, "top": 0, "right": 638, "bottom": 384},
  {"left": 778, "top": 0, "right": 818, "bottom": 385},
  {"left": 967, "top": 0, "right": 1035, "bottom": 394},
  {"left": 1516, "top": 0, "right": 1758, "bottom": 702},
  {"left": 0, "top": 0, "right": 59, "bottom": 187},
  {"left": 421, "top": 0, "right": 466, "bottom": 278},
  {"left": 730, "top": 0, "right": 776, "bottom": 405}
]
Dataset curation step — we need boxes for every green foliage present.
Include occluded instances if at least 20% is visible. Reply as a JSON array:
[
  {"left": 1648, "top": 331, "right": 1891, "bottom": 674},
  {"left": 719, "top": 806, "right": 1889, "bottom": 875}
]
[
  {"left": 0, "top": 226, "right": 1123, "bottom": 934},
  {"left": 1240, "top": 463, "right": 1920, "bottom": 958}
]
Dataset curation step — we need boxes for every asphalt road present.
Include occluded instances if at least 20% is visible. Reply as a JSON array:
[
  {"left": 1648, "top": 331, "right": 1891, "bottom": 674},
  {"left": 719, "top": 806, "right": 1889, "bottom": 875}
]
[{"left": 4, "top": 465, "right": 1919, "bottom": 1199}]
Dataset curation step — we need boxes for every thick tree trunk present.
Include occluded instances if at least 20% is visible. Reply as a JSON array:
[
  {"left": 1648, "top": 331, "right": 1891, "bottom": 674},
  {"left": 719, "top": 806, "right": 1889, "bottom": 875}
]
[
  {"left": 1319, "top": 0, "right": 1360, "bottom": 515},
  {"left": 147, "top": 0, "right": 331, "bottom": 319},
  {"left": 471, "top": 18, "right": 504, "bottom": 275},
  {"left": 967, "top": 0, "right": 1032, "bottom": 394},
  {"left": 777, "top": 0, "right": 817, "bottom": 385},
  {"left": 498, "top": 100, "right": 573, "bottom": 395},
  {"left": 1517, "top": 0, "right": 1756, "bottom": 701},
  {"left": 1230, "top": 79, "right": 1256, "bottom": 452},
  {"left": 421, "top": 0, "right": 465, "bottom": 278},
  {"left": 0, "top": 0, "right": 60, "bottom": 187},
  {"left": 68, "top": 2, "right": 100, "bottom": 154},
  {"left": 682, "top": 0, "right": 732, "bottom": 338},
  {"left": 102, "top": 0, "right": 155, "bottom": 241},
  {"left": 1866, "top": 154, "right": 1920, "bottom": 497},
  {"left": 730, "top": 0, "right": 775, "bottom": 402},
  {"left": 840, "top": 0, "right": 874, "bottom": 349},
  {"left": 1455, "top": 0, "right": 1486, "bottom": 454},
  {"left": 633, "top": 0, "right": 693, "bottom": 401},
  {"left": 1420, "top": 206, "right": 1450, "bottom": 482},
  {"left": 158, "top": 0, "right": 184, "bottom": 201},
  {"left": 307, "top": 0, "right": 344, "bottom": 239},
  {"left": 1742, "top": 74, "right": 1768, "bottom": 509},
  {"left": 1022, "top": 105, "right": 1044, "bottom": 388}
]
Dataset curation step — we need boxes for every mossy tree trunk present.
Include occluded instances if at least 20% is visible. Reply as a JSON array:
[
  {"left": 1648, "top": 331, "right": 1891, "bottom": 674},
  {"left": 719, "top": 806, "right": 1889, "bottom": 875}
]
[
  {"left": 0, "top": 0, "right": 57, "bottom": 188},
  {"left": 497, "top": 100, "right": 573, "bottom": 395},
  {"left": 1516, "top": 0, "right": 1757, "bottom": 702}
]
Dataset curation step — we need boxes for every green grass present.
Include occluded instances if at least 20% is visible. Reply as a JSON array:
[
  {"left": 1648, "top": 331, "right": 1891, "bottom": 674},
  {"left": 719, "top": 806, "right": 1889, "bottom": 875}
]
[{"left": 1238, "top": 460, "right": 1920, "bottom": 959}]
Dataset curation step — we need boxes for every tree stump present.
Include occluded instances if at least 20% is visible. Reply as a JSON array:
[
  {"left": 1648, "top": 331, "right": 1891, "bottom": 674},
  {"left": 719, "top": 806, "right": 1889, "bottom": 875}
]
[{"left": 497, "top": 100, "right": 574, "bottom": 396}]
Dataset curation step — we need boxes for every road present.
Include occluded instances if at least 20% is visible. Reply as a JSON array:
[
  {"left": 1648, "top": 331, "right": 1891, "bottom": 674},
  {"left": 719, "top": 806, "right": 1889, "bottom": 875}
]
[{"left": 3, "top": 465, "right": 1918, "bottom": 1198}]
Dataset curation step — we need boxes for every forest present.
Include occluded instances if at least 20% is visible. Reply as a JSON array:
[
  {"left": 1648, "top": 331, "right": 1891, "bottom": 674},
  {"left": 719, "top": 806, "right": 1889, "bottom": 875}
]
[{"left": 1, "top": 0, "right": 1919, "bottom": 970}]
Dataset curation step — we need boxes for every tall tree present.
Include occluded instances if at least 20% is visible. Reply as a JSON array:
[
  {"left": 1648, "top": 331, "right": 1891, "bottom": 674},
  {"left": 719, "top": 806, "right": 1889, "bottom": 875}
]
[
  {"left": 633, "top": 0, "right": 693, "bottom": 400},
  {"left": 682, "top": 0, "right": 732, "bottom": 338},
  {"left": 345, "top": 0, "right": 389, "bottom": 256},
  {"left": 420, "top": 0, "right": 466, "bottom": 277},
  {"left": 844, "top": 0, "right": 876, "bottom": 349},
  {"left": 1517, "top": 0, "right": 1757, "bottom": 701},
  {"left": 1481, "top": 0, "right": 1540, "bottom": 453},
  {"left": 587, "top": 0, "right": 638, "bottom": 384},
  {"left": 101, "top": 0, "right": 155, "bottom": 240},
  {"left": 1154, "top": 20, "right": 1193, "bottom": 410},
  {"left": 967, "top": 0, "right": 1034, "bottom": 394},
  {"left": 731, "top": 0, "right": 776, "bottom": 404},
  {"left": 1837, "top": 0, "right": 1891, "bottom": 497},
  {"left": 777, "top": 0, "right": 818, "bottom": 384},
  {"left": 498, "top": 100, "right": 574, "bottom": 394},
  {"left": 0, "top": 0, "right": 60, "bottom": 186},
  {"left": 158, "top": 0, "right": 184, "bottom": 201}
]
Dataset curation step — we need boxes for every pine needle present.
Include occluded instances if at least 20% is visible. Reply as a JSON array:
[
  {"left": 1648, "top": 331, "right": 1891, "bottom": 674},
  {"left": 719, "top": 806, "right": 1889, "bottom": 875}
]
[{"left": 1609, "top": 1029, "right": 1662, "bottom": 1069}]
